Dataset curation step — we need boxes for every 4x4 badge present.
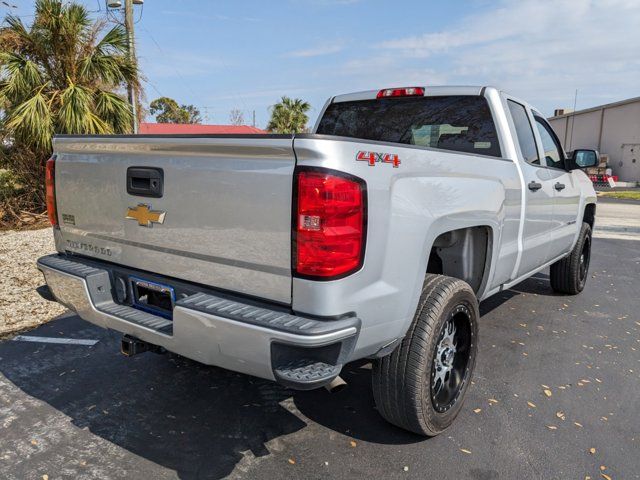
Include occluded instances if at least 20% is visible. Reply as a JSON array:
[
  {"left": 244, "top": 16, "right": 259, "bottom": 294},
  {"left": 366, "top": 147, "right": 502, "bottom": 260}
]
[{"left": 356, "top": 151, "right": 401, "bottom": 168}]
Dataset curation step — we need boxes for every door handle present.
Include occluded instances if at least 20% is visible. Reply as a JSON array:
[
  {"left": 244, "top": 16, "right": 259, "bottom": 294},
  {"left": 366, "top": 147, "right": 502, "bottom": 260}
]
[
  {"left": 528, "top": 181, "right": 542, "bottom": 191},
  {"left": 554, "top": 182, "right": 566, "bottom": 191}
]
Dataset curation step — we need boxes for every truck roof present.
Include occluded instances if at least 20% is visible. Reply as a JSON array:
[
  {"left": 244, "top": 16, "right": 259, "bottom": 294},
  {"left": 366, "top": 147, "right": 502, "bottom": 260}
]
[{"left": 331, "top": 86, "right": 495, "bottom": 103}]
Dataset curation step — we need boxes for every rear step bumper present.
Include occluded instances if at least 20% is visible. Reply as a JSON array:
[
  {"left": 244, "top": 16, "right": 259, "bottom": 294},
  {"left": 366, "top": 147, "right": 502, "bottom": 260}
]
[{"left": 37, "top": 254, "right": 360, "bottom": 389}]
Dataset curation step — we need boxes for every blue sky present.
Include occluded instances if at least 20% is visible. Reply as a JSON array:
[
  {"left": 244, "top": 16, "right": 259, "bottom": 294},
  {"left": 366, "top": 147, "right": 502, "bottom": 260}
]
[{"left": 6, "top": 0, "right": 640, "bottom": 128}]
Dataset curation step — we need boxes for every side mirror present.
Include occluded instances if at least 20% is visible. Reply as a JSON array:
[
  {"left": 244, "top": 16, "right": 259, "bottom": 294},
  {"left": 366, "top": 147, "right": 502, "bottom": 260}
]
[{"left": 569, "top": 149, "right": 599, "bottom": 170}]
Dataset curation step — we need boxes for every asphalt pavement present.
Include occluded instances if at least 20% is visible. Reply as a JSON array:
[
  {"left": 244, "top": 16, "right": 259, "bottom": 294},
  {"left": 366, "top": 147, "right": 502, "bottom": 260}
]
[{"left": 0, "top": 203, "right": 639, "bottom": 480}]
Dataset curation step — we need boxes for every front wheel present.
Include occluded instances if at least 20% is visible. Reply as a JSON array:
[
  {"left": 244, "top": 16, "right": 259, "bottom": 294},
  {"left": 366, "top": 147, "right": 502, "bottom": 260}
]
[
  {"left": 550, "top": 222, "right": 592, "bottom": 295},
  {"left": 372, "top": 275, "right": 479, "bottom": 436}
]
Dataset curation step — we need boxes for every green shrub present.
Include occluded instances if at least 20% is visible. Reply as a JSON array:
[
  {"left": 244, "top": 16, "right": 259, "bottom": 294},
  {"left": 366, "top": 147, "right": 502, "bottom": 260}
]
[{"left": 0, "top": 168, "right": 23, "bottom": 201}]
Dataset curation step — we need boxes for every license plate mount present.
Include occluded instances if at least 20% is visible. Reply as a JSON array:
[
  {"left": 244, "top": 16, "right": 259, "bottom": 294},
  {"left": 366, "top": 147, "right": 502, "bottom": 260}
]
[{"left": 130, "top": 276, "right": 176, "bottom": 319}]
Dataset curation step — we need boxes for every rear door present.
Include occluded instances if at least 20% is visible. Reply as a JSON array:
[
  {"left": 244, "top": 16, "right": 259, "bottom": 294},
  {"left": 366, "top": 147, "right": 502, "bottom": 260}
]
[
  {"left": 54, "top": 135, "right": 295, "bottom": 304},
  {"left": 532, "top": 114, "right": 582, "bottom": 259},
  {"left": 505, "top": 99, "right": 556, "bottom": 278}
]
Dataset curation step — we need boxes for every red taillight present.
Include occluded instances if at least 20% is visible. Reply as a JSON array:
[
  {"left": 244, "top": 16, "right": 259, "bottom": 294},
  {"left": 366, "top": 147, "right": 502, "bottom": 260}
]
[
  {"left": 376, "top": 87, "right": 425, "bottom": 99},
  {"left": 294, "top": 169, "right": 366, "bottom": 279},
  {"left": 45, "top": 156, "right": 58, "bottom": 228}
]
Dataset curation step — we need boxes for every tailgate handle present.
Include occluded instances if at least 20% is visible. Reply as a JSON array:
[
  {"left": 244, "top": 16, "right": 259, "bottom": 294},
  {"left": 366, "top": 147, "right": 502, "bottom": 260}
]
[{"left": 127, "top": 167, "right": 163, "bottom": 198}]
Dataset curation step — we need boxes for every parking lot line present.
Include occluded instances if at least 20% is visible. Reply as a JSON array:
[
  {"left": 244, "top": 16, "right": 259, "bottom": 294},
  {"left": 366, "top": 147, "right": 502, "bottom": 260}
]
[{"left": 11, "top": 335, "right": 99, "bottom": 346}]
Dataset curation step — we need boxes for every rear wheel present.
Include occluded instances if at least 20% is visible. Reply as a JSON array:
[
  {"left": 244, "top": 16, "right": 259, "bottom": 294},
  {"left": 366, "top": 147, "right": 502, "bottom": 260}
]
[
  {"left": 550, "top": 222, "right": 592, "bottom": 295},
  {"left": 372, "top": 275, "right": 479, "bottom": 436}
]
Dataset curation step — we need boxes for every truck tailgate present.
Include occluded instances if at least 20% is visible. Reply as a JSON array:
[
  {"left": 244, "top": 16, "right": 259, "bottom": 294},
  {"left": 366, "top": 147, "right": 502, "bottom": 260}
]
[{"left": 53, "top": 135, "right": 295, "bottom": 304}]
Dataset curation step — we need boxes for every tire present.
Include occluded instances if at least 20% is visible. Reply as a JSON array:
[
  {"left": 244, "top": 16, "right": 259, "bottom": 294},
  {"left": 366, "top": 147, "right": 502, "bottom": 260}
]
[
  {"left": 372, "top": 274, "right": 479, "bottom": 436},
  {"left": 550, "top": 222, "right": 592, "bottom": 295}
]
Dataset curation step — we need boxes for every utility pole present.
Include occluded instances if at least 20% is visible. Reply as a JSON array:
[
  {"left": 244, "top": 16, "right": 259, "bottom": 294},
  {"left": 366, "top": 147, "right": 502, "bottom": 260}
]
[
  {"left": 252, "top": 110, "right": 256, "bottom": 127},
  {"left": 124, "top": 0, "right": 138, "bottom": 133}
]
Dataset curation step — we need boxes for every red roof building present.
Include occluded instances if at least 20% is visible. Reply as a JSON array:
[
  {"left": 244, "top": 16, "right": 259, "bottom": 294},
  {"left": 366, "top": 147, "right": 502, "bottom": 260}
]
[{"left": 139, "top": 123, "right": 267, "bottom": 134}]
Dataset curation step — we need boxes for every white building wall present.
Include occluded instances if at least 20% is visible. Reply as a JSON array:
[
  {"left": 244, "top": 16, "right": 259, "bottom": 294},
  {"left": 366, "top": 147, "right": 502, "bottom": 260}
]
[{"left": 549, "top": 98, "right": 640, "bottom": 182}]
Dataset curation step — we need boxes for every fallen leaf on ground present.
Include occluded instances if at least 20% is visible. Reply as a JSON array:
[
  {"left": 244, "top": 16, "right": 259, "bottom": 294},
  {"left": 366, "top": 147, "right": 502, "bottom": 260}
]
[
  {"left": 473, "top": 408, "right": 482, "bottom": 413},
  {"left": 350, "top": 440, "right": 357, "bottom": 447},
  {"left": 600, "top": 465, "right": 606, "bottom": 471},
  {"left": 288, "top": 458, "right": 296, "bottom": 465},
  {"left": 546, "top": 425, "right": 557, "bottom": 430},
  {"left": 556, "top": 411, "right": 565, "bottom": 420},
  {"left": 544, "top": 389, "right": 553, "bottom": 397},
  {"left": 488, "top": 398, "right": 498, "bottom": 404},
  {"left": 460, "top": 448, "right": 471, "bottom": 454},
  {"left": 527, "top": 401, "right": 537, "bottom": 408},
  {"left": 601, "top": 474, "right": 612, "bottom": 480},
  {"left": 574, "top": 422, "right": 583, "bottom": 428},
  {"left": 589, "top": 448, "right": 596, "bottom": 454},
  {"left": 42, "top": 476, "right": 48, "bottom": 480}
]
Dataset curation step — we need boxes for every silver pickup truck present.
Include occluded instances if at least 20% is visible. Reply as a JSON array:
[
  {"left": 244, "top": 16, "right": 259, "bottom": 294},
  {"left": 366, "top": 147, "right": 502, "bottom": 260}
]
[{"left": 38, "top": 86, "right": 598, "bottom": 436}]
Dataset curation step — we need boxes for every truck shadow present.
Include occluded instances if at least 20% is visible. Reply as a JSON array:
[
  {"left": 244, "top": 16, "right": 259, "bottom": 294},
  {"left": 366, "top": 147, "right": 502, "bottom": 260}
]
[
  {"left": 0, "top": 316, "right": 303, "bottom": 479},
  {"left": 479, "top": 273, "right": 561, "bottom": 316},
  {"left": 0, "top": 315, "right": 418, "bottom": 480},
  {"left": 1, "top": 274, "right": 556, "bottom": 478},
  {"left": 292, "top": 360, "right": 422, "bottom": 445}
]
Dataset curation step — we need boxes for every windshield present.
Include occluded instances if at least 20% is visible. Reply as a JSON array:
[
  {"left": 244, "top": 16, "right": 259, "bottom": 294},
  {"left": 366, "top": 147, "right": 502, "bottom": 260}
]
[{"left": 316, "top": 95, "right": 502, "bottom": 158}]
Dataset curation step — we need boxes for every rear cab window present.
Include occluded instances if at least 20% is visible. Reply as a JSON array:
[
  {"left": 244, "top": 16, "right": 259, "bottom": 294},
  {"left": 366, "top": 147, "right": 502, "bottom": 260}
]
[
  {"left": 507, "top": 100, "right": 540, "bottom": 165},
  {"left": 316, "top": 95, "right": 502, "bottom": 158}
]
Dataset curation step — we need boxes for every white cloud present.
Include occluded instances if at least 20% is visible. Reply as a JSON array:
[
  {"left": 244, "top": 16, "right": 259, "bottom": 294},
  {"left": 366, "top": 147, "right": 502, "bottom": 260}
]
[
  {"left": 286, "top": 43, "right": 344, "bottom": 58},
  {"left": 374, "top": 0, "right": 640, "bottom": 114},
  {"left": 336, "top": 56, "right": 447, "bottom": 92},
  {"left": 139, "top": 50, "right": 226, "bottom": 78}
]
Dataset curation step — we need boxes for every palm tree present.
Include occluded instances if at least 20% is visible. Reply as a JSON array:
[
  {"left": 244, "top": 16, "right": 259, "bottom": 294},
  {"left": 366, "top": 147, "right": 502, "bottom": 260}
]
[
  {"left": 0, "top": 0, "right": 139, "bottom": 152},
  {"left": 267, "top": 96, "right": 310, "bottom": 134}
]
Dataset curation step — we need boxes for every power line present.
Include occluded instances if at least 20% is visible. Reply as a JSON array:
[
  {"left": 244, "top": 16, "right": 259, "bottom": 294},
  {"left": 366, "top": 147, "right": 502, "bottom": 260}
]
[
  {"left": 139, "top": 25, "right": 200, "bottom": 102},
  {"left": 144, "top": 78, "right": 164, "bottom": 98},
  {"left": 134, "top": 1, "right": 143, "bottom": 23}
]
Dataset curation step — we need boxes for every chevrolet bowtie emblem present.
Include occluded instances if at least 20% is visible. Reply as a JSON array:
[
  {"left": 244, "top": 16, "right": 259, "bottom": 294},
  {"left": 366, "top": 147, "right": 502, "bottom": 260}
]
[{"left": 126, "top": 204, "right": 166, "bottom": 227}]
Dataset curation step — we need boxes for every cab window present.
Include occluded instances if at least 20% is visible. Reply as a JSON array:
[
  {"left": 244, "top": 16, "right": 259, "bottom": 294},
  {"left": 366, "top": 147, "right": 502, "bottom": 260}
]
[
  {"left": 317, "top": 95, "right": 502, "bottom": 157},
  {"left": 534, "top": 116, "right": 565, "bottom": 169},
  {"left": 507, "top": 100, "right": 539, "bottom": 165}
]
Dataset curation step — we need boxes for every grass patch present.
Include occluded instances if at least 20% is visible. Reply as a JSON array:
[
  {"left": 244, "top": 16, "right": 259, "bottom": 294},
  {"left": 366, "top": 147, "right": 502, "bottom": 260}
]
[{"left": 597, "top": 191, "right": 640, "bottom": 201}]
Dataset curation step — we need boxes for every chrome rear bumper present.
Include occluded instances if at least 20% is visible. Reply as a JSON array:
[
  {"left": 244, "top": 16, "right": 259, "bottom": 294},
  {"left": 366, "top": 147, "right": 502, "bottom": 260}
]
[{"left": 37, "top": 254, "right": 359, "bottom": 388}]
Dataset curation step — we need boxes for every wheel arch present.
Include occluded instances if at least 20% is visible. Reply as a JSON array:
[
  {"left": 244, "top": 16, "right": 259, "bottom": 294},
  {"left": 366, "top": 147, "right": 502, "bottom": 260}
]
[
  {"left": 425, "top": 224, "right": 494, "bottom": 296},
  {"left": 583, "top": 203, "right": 596, "bottom": 229}
]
